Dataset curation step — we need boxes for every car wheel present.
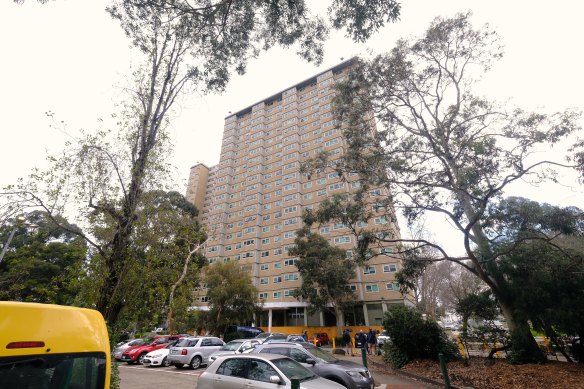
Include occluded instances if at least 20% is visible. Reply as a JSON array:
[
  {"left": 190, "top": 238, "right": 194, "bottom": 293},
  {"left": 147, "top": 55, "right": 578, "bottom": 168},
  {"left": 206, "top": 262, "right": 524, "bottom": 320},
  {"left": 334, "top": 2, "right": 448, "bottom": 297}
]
[
  {"left": 138, "top": 353, "right": 147, "bottom": 365},
  {"left": 189, "top": 355, "right": 202, "bottom": 369},
  {"left": 162, "top": 357, "right": 170, "bottom": 367},
  {"left": 174, "top": 363, "right": 184, "bottom": 369}
]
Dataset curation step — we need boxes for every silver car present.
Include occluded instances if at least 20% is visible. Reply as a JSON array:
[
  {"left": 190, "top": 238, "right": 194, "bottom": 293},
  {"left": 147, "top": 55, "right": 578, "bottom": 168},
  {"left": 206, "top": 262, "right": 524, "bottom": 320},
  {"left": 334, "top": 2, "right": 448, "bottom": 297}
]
[
  {"left": 196, "top": 354, "right": 345, "bottom": 389},
  {"left": 209, "top": 338, "right": 261, "bottom": 362},
  {"left": 252, "top": 342, "right": 374, "bottom": 389},
  {"left": 112, "top": 338, "right": 147, "bottom": 361},
  {"left": 168, "top": 336, "right": 224, "bottom": 369}
]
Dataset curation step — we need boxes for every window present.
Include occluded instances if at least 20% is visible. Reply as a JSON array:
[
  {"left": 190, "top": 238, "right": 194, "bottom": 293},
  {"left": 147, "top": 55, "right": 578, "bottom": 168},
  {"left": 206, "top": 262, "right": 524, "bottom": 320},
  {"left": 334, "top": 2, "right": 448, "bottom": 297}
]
[
  {"left": 273, "top": 276, "right": 282, "bottom": 284},
  {"left": 248, "top": 359, "right": 279, "bottom": 383},
  {"left": 261, "top": 238, "right": 270, "bottom": 245},
  {"left": 383, "top": 264, "right": 398, "bottom": 273},
  {"left": 274, "top": 248, "right": 283, "bottom": 255},
  {"left": 381, "top": 247, "right": 394, "bottom": 255},
  {"left": 374, "top": 216, "right": 388, "bottom": 225},
  {"left": 284, "top": 273, "right": 299, "bottom": 281},
  {"left": 365, "top": 284, "right": 379, "bottom": 293},
  {"left": 260, "top": 264, "right": 269, "bottom": 271},
  {"left": 319, "top": 226, "right": 330, "bottom": 234},
  {"left": 386, "top": 282, "right": 400, "bottom": 291},
  {"left": 334, "top": 236, "right": 351, "bottom": 244},
  {"left": 216, "top": 358, "right": 248, "bottom": 378},
  {"left": 317, "top": 189, "right": 327, "bottom": 196},
  {"left": 284, "top": 231, "right": 296, "bottom": 239},
  {"left": 259, "top": 292, "right": 268, "bottom": 299},
  {"left": 349, "top": 284, "right": 357, "bottom": 292},
  {"left": 303, "top": 193, "right": 312, "bottom": 200},
  {"left": 363, "top": 266, "right": 376, "bottom": 275},
  {"left": 329, "top": 182, "right": 344, "bottom": 191},
  {"left": 274, "top": 262, "right": 282, "bottom": 269},
  {"left": 262, "top": 226, "right": 270, "bottom": 233},
  {"left": 261, "top": 251, "right": 269, "bottom": 257},
  {"left": 303, "top": 182, "right": 312, "bottom": 189},
  {"left": 260, "top": 277, "right": 268, "bottom": 285},
  {"left": 284, "top": 258, "right": 297, "bottom": 267},
  {"left": 317, "top": 178, "right": 326, "bottom": 185},
  {"left": 273, "top": 291, "right": 282, "bottom": 298}
]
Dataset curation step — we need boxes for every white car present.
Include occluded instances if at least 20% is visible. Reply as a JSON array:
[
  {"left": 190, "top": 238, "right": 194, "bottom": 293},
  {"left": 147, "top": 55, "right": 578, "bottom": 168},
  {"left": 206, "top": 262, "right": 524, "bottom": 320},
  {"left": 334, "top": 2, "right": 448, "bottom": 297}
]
[
  {"left": 197, "top": 354, "right": 345, "bottom": 389},
  {"left": 209, "top": 339, "right": 260, "bottom": 362},
  {"left": 142, "top": 342, "right": 179, "bottom": 367},
  {"left": 377, "top": 331, "right": 390, "bottom": 348}
]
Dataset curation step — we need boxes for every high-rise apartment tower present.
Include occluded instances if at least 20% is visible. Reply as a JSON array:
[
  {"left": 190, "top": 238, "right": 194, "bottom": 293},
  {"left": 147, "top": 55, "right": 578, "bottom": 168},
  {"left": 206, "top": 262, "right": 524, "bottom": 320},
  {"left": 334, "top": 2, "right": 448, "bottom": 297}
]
[{"left": 186, "top": 58, "right": 410, "bottom": 329}]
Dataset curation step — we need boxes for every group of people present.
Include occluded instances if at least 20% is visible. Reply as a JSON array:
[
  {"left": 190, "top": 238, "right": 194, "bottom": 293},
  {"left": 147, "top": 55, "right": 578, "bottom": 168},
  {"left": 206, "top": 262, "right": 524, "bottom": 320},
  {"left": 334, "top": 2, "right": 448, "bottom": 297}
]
[{"left": 342, "top": 328, "right": 377, "bottom": 356}]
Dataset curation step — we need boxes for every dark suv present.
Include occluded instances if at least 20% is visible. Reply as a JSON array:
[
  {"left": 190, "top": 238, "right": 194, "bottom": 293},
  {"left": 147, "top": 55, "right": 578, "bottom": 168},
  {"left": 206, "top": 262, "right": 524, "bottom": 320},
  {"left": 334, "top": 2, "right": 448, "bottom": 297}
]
[
  {"left": 251, "top": 342, "right": 373, "bottom": 389},
  {"left": 223, "top": 326, "right": 264, "bottom": 342}
]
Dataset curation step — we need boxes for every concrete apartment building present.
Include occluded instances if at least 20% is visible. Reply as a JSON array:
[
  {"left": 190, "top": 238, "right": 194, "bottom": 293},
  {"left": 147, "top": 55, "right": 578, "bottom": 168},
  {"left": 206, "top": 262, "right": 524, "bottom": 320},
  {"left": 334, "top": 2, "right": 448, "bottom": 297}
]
[{"left": 186, "top": 58, "right": 409, "bottom": 329}]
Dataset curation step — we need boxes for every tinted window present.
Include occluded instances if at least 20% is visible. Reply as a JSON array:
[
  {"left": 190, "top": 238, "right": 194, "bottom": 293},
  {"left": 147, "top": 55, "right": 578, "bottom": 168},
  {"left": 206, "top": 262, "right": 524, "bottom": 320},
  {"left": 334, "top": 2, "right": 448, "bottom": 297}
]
[
  {"left": 216, "top": 358, "right": 248, "bottom": 378},
  {"left": 289, "top": 348, "right": 310, "bottom": 363},
  {"left": 211, "top": 338, "right": 224, "bottom": 346},
  {"left": 264, "top": 347, "right": 290, "bottom": 356},
  {"left": 272, "top": 358, "right": 315, "bottom": 381},
  {"left": 248, "top": 359, "right": 278, "bottom": 383},
  {"left": 201, "top": 339, "right": 212, "bottom": 346}
]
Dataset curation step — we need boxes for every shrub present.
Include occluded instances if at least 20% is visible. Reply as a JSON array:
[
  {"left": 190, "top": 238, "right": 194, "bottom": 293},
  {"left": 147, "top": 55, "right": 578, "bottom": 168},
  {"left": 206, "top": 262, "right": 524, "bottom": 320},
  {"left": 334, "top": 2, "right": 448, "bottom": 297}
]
[
  {"left": 334, "top": 336, "right": 345, "bottom": 347},
  {"left": 383, "top": 305, "right": 459, "bottom": 366}
]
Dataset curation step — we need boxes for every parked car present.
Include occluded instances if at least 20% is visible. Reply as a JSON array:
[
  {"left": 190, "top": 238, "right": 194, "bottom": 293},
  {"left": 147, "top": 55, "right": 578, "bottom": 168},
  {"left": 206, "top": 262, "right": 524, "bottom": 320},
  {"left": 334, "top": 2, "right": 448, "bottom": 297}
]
[
  {"left": 121, "top": 335, "right": 182, "bottom": 364},
  {"left": 167, "top": 336, "right": 224, "bottom": 369},
  {"left": 113, "top": 338, "right": 148, "bottom": 361},
  {"left": 209, "top": 338, "right": 261, "bottom": 362},
  {"left": 377, "top": 331, "right": 390, "bottom": 348},
  {"left": 223, "top": 325, "right": 264, "bottom": 342},
  {"left": 255, "top": 332, "right": 288, "bottom": 343},
  {"left": 285, "top": 334, "right": 309, "bottom": 343},
  {"left": 197, "top": 354, "right": 346, "bottom": 389},
  {"left": 252, "top": 342, "right": 374, "bottom": 389},
  {"left": 308, "top": 332, "right": 330, "bottom": 346},
  {"left": 142, "top": 339, "right": 181, "bottom": 367}
]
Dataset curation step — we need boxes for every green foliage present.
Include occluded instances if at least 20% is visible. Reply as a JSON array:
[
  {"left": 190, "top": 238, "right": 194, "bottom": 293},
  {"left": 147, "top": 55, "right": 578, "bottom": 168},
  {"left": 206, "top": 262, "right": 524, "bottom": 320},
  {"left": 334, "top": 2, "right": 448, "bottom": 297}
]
[
  {"left": 288, "top": 226, "right": 356, "bottom": 332},
  {"left": 383, "top": 305, "right": 459, "bottom": 367},
  {"left": 310, "top": 11, "right": 582, "bottom": 364},
  {"left": 456, "top": 291, "right": 499, "bottom": 334},
  {"left": 204, "top": 261, "right": 261, "bottom": 336},
  {"left": 0, "top": 211, "right": 86, "bottom": 304},
  {"left": 382, "top": 343, "right": 409, "bottom": 368}
]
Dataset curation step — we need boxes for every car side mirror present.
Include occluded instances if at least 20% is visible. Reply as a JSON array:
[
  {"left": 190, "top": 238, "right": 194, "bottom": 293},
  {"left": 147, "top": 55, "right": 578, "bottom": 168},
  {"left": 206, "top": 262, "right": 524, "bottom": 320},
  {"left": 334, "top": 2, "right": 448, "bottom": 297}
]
[
  {"left": 305, "top": 358, "right": 316, "bottom": 365},
  {"left": 269, "top": 375, "right": 282, "bottom": 384}
]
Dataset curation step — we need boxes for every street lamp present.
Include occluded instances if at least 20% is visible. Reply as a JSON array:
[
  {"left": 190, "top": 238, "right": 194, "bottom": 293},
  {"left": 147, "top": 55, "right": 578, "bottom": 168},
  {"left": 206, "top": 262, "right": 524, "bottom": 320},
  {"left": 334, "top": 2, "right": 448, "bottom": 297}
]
[{"left": 0, "top": 215, "right": 36, "bottom": 264}]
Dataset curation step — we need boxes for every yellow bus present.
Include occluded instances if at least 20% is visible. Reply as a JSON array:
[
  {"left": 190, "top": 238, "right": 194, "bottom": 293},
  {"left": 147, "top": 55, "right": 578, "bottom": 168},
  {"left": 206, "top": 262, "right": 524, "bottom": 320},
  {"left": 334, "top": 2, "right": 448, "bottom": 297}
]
[{"left": 0, "top": 302, "right": 110, "bottom": 389}]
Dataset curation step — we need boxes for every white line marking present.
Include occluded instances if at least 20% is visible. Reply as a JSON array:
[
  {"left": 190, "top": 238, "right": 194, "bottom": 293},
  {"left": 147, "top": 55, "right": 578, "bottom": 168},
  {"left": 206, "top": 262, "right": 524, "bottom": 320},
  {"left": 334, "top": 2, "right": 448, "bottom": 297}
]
[{"left": 118, "top": 365, "right": 201, "bottom": 376}]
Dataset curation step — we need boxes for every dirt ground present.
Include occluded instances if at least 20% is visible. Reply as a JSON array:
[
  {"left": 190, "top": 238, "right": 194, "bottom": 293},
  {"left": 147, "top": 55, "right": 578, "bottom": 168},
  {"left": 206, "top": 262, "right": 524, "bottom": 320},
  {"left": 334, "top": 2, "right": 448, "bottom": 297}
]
[{"left": 367, "top": 355, "right": 584, "bottom": 389}]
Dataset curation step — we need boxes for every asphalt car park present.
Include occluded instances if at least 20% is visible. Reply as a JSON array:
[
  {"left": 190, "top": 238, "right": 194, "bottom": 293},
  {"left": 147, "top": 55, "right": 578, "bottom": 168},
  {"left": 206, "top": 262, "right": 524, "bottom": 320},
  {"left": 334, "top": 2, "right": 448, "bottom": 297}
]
[{"left": 118, "top": 362, "right": 202, "bottom": 389}]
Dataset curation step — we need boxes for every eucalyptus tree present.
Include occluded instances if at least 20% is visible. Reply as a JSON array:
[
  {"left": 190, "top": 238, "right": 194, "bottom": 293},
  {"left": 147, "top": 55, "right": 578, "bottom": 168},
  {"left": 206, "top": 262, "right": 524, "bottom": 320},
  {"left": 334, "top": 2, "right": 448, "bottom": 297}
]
[
  {"left": 3, "top": 0, "right": 401, "bottom": 325},
  {"left": 307, "top": 13, "right": 583, "bottom": 362},
  {"left": 288, "top": 224, "right": 356, "bottom": 336}
]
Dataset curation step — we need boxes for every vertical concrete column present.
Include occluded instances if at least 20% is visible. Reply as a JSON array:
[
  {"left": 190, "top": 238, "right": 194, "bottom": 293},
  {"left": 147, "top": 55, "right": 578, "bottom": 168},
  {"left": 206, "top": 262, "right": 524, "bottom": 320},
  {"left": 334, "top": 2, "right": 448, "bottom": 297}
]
[
  {"left": 381, "top": 300, "right": 387, "bottom": 313},
  {"left": 319, "top": 311, "right": 324, "bottom": 326},
  {"left": 268, "top": 309, "right": 273, "bottom": 332},
  {"left": 363, "top": 303, "right": 370, "bottom": 326},
  {"left": 303, "top": 307, "right": 308, "bottom": 326}
]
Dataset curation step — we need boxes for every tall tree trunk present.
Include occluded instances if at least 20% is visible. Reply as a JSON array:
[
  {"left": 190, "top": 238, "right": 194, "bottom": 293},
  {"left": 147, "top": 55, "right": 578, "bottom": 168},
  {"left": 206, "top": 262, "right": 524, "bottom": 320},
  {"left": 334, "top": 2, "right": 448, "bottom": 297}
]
[{"left": 334, "top": 305, "right": 343, "bottom": 337}]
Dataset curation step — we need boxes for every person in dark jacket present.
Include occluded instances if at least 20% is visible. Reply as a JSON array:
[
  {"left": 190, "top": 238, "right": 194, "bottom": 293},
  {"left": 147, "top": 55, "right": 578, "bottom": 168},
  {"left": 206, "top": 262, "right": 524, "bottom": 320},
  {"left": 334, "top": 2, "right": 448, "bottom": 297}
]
[
  {"left": 367, "top": 329, "right": 377, "bottom": 355},
  {"left": 343, "top": 329, "right": 353, "bottom": 356}
]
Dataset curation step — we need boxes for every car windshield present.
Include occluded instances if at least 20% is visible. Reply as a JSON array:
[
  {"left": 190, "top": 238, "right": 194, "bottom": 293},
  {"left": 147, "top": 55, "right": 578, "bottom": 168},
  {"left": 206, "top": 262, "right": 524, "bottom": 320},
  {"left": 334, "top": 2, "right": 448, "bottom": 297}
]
[
  {"left": 129, "top": 339, "right": 147, "bottom": 346},
  {"left": 271, "top": 358, "right": 316, "bottom": 382},
  {"left": 255, "top": 333, "right": 269, "bottom": 339},
  {"left": 221, "top": 341, "right": 244, "bottom": 351},
  {"left": 153, "top": 338, "right": 170, "bottom": 345},
  {"left": 380, "top": 331, "right": 389, "bottom": 336},
  {"left": 306, "top": 346, "right": 337, "bottom": 362},
  {"left": 175, "top": 339, "right": 194, "bottom": 347}
]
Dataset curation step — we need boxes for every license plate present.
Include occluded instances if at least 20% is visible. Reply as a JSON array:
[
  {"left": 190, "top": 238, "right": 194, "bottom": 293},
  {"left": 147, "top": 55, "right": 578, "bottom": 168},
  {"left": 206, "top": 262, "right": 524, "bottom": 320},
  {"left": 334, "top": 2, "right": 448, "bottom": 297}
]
[{"left": 171, "top": 350, "right": 177, "bottom": 354}]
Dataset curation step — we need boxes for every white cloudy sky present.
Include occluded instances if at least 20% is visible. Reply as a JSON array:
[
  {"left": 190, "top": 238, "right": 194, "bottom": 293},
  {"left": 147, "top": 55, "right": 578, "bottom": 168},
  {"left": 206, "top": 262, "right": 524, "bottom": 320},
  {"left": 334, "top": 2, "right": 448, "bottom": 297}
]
[{"left": 1, "top": 0, "right": 583, "bottom": 252}]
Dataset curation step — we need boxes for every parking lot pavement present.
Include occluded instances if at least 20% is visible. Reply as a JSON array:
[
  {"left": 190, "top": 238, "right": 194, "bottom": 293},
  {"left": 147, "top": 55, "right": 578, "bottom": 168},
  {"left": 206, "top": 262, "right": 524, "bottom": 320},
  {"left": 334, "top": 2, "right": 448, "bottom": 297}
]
[{"left": 118, "top": 363, "right": 201, "bottom": 389}]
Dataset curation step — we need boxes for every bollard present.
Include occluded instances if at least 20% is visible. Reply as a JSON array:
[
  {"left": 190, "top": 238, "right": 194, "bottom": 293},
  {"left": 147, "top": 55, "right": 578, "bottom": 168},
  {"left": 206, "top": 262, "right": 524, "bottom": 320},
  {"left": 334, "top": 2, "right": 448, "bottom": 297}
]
[
  {"left": 361, "top": 347, "right": 368, "bottom": 369},
  {"left": 313, "top": 337, "right": 317, "bottom": 346},
  {"left": 456, "top": 336, "right": 466, "bottom": 359},
  {"left": 332, "top": 337, "right": 336, "bottom": 349},
  {"left": 291, "top": 377, "right": 300, "bottom": 389},
  {"left": 351, "top": 338, "right": 356, "bottom": 355},
  {"left": 438, "top": 353, "right": 451, "bottom": 389}
]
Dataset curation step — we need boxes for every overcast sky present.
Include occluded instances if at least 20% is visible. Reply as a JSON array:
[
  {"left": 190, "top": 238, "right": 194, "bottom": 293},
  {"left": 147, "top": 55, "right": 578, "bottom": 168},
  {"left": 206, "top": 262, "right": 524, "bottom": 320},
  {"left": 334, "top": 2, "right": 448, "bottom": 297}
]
[{"left": 1, "top": 0, "right": 583, "bottom": 252}]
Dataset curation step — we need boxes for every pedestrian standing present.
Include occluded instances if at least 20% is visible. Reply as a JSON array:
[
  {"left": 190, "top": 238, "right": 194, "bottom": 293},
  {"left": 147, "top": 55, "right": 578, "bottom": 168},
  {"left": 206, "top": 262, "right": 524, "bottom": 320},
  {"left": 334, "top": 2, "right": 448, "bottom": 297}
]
[
  {"left": 302, "top": 331, "right": 308, "bottom": 341},
  {"left": 343, "top": 329, "right": 353, "bottom": 356},
  {"left": 367, "top": 329, "right": 377, "bottom": 355}
]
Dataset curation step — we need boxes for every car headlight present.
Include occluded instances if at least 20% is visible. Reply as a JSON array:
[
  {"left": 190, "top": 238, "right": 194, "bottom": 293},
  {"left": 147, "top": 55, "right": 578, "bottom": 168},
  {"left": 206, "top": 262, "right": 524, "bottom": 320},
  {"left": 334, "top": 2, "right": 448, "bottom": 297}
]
[{"left": 347, "top": 371, "right": 369, "bottom": 380}]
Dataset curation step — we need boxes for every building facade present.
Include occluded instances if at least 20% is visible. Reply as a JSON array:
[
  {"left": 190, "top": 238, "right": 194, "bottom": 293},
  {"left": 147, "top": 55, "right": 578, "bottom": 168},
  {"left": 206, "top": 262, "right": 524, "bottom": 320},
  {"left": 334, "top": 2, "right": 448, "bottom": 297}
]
[{"left": 186, "top": 58, "right": 410, "bottom": 329}]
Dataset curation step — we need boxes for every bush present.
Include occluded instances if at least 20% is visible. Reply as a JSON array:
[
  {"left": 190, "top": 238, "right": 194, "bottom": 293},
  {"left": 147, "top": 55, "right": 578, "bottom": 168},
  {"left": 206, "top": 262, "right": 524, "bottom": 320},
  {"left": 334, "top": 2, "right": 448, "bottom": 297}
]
[
  {"left": 383, "top": 305, "right": 459, "bottom": 366},
  {"left": 334, "top": 336, "right": 345, "bottom": 347}
]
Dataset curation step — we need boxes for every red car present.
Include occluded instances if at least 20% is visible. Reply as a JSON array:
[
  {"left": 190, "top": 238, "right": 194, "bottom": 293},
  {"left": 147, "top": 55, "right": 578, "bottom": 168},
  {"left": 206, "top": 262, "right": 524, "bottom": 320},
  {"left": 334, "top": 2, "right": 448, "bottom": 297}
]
[
  {"left": 121, "top": 335, "right": 182, "bottom": 364},
  {"left": 308, "top": 332, "right": 330, "bottom": 347}
]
